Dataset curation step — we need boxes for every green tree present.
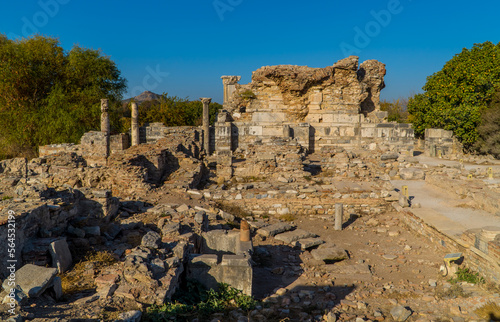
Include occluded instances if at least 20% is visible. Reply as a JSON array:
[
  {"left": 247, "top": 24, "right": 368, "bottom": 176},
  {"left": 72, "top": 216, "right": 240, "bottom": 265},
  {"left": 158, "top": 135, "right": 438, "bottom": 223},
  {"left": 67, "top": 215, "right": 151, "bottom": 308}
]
[
  {"left": 380, "top": 98, "right": 409, "bottom": 123},
  {"left": 407, "top": 41, "right": 500, "bottom": 150},
  {"left": 476, "top": 90, "right": 500, "bottom": 158},
  {"left": 0, "top": 35, "right": 126, "bottom": 159},
  {"left": 136, "top": 94, "right": 222, "bottom": 128}
]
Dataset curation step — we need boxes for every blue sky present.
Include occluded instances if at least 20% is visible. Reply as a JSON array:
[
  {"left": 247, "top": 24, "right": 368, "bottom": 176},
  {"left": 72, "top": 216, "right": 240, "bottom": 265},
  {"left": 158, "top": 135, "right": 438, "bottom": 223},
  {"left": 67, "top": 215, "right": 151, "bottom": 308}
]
[{"left": 1, "top": 0, "right": 499, "bottom": 104}]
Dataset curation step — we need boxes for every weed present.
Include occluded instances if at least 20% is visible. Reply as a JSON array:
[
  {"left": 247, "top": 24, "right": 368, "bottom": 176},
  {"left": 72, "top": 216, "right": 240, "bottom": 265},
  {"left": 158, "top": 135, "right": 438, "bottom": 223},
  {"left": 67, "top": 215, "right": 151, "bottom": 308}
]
[
  {"left": 435, "top": 284, "right": 470, "bottom": 299},
  {"left": 303, "top": 175, "right": 312, "bottom": 181},
  {"left": 144, "top": 282, "right": 257, "bottom": 321},
  {"left": 474, "top": 302, "right": 500, "bottom": 320},
  {"left": 279, "top": 214, "right": 296, "bottom": 222},
  {"left": 2, "top": 196, "right": 13, "bottom": 200},
  {"left": 239, "top": 90, "right": 256, "bottom": 100},
  {"left": 449, "top": 267, "right": 485, "bottom": 285}
]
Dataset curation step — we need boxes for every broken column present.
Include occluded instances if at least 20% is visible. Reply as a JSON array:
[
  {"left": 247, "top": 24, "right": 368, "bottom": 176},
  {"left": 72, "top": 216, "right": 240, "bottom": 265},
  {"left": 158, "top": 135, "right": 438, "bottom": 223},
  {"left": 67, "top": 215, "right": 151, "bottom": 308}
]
[
  {"left": 335, "top": 203, "right": 343, "bottom": 231},
  {"left": 215, "top": 110, "right": 233, "bottom": 180},
  {"left": 221, "top": 76, "right": 241, "bottom": 107},
  {"left": 240, "top": 220, "right": 250, "bottom": 242},
  {"left": 200, "top": 97, "right": 212, "bottom": 155},
  {"left": 101, "top": 98, "right": 110, "bottom": 158},
  {"left": 131, "top": 102, "right": 140, "bottom": 146}
]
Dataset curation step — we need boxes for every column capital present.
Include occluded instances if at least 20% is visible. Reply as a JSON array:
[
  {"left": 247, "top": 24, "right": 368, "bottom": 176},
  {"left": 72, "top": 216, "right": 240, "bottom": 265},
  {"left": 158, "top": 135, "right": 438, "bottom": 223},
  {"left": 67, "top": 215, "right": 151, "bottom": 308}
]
[
  {"left": 200, "top": 97, "right": 212, "bottom": 104},
  {"left": 101, "top": 98, "right": 109, "bottom": 112},
  {"left": 221, "top": 76, "right": 241, "bottom": 85}
]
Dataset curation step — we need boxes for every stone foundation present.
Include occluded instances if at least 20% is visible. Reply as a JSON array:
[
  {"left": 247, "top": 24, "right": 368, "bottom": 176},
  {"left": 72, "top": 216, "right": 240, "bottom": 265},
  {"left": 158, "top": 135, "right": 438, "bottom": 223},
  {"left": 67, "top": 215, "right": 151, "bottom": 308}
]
[{"left": 187, "top": 230, "right": 253, "bottom": 295}]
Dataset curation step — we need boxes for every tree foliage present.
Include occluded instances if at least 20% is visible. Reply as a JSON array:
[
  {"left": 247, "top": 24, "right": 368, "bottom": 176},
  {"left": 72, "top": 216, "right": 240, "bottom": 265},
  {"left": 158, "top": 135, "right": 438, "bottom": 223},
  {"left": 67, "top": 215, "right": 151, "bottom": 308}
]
[
  {"left": 407, "top": 41, "right": 500, "bottom": 150},
  {"left": 380, "top": 98, "right": 409, "bottom": 123},
  {"left": 0, "top": 35, "right": 126, "bottom": 159},
  {"left": 476, "top": 90, "right": 500, "bottom": 158},
  {"left": 127, "top": 94, "right": 223, "bottom": 128}
]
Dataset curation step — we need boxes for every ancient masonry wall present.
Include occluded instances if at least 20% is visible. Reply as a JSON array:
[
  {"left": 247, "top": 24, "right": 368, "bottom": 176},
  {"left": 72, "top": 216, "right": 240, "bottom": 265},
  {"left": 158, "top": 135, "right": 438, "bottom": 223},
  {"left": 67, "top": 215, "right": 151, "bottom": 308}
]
[
  {"left": 0, "top": 188, "right": 119, "bottom": 279},
  {"left": 218, "top": 56, "right": 415, "bottom": 157},
  {"left": 398, "top": 205, "right": 500, "bottom": 284},
  {"left": 424, "top": 128, "right": 461, "bottom": 158}
]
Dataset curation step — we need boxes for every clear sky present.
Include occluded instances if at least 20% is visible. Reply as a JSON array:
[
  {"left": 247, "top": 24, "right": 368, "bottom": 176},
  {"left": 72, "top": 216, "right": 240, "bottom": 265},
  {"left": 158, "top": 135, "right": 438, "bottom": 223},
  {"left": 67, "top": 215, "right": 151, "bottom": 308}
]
[{"left": 1, "top": 0, "right": 499, "bottom": 104}]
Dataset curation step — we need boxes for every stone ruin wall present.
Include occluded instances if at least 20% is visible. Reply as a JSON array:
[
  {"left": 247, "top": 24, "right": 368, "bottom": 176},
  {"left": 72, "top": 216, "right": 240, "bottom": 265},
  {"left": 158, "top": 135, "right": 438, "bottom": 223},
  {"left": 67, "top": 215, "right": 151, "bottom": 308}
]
[{"left": 220, "top": 56, "right": 414, "bottom": 155}]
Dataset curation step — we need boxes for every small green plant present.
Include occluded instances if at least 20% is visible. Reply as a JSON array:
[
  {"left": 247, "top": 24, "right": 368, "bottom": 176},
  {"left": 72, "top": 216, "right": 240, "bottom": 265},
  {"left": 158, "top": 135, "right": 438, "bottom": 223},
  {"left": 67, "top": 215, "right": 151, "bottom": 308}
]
[
  {"left": 303, "top": 175, "right": 312, "bottom": 181},
  {"left": 2, "top": 196, "right": 13, "bottom": 200},
  {"left": 449, "top": 267, "right": 485, "bottom": 285},
  {"left": 239, "top": 90, "right": 256, "bottom": 100},
  {"left": 144, "top": 282, "right": 257, "bottom": 321}
]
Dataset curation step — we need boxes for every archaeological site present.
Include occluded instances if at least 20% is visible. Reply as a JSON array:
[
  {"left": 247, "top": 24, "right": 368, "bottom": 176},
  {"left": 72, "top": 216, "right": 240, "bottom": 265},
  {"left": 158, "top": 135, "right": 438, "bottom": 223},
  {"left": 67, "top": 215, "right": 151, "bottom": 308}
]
[{"left": 2, "top": 56, "right": 500, "bottom": 321}]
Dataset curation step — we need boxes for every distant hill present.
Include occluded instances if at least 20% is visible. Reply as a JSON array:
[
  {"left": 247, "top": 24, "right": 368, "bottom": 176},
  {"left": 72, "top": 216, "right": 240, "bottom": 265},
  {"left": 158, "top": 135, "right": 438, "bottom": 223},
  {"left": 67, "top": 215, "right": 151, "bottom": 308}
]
[{"left": 123, "top": 91, "right": 161, "bottom": 104}]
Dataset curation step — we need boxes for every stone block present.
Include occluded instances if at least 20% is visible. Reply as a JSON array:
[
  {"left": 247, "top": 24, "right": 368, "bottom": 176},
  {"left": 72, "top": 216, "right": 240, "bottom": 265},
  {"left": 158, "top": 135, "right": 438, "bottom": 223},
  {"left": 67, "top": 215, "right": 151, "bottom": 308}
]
[
  {"left": 296, "top": 237, "right": 325, "bottom": 250},
  {"left": 2, "top": 264, "right": 57, "bottom": 298},
  {"left": 49, "top": 238, "right": 72, "bottom": 273},
  {"left": 257, "top": 223, "right": 294, "bottom": 237},
  {"left": 141, "top": 231, "right": 161, "bottom": 249},
  {"left": 249, "top": 126, "right": 263, "bottom": 136},
  {"left": 251, "top": 112, "right": 286, "bottom": 123},
  {"left": 390, "top": 305, "right": 412, "bottom": 321},
  {"left": 310, "top": 244, "right": 347, "bottom": 262},
  {"left": 117, "top": 310, "right": 142, "bottom": 322},
  {"left": 274, "top": 229, "right": 316, "bottom": 244}
]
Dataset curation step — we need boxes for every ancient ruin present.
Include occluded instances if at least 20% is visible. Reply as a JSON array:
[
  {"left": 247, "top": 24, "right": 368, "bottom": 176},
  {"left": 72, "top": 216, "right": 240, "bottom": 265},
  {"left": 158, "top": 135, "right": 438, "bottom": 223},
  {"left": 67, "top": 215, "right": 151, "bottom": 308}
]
[{"left": 1, "top": 56, "right": 500, "bottom": 321}]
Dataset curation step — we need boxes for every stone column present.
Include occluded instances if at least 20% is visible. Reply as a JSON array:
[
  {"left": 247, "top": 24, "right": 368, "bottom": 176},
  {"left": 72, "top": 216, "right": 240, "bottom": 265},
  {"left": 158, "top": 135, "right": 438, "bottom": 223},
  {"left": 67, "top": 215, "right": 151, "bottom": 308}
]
[
  {"left": 100, "top": 99, "right": 110, "bottom": 158},
  {"left": 335, "top": 203, "right": 343, "bottom": 231},
  {"left": 131, "top": 102, "right": 140, "bottom": 146},
  {"left": 200, "top": 97, "right": 212, "bottom": 155},
  {"left": 221, "top": 76, "right": 241, "bottom": 106}
]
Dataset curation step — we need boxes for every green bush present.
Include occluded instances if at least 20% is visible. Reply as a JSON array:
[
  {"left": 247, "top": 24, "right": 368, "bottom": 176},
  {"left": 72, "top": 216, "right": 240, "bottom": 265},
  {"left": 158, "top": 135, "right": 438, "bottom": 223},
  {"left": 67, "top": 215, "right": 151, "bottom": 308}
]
[
  {"left": 144, "top": 282, "right": 257, "bottom": 321},
  {"left": 449, "top": 267, "right": 485, "bottom": 285}
]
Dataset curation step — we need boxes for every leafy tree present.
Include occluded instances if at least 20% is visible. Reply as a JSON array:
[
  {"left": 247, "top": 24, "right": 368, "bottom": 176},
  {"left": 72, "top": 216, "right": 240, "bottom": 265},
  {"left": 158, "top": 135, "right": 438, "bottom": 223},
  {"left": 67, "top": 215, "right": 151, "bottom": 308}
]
[
  {"left": 380, "top": 98, "right": 409, "bottom": 123},
  {"left": 407, "top": 41, "right": 500, "bottom": 150},
  {"left": 134, "top": 94, "right": 222, "bottom": 128},
  {"left": 0, "top": 35, "right": 126, "bottom": 159},
  {"left": 476, "top": 90, "right": 500, "bottom": 158}
]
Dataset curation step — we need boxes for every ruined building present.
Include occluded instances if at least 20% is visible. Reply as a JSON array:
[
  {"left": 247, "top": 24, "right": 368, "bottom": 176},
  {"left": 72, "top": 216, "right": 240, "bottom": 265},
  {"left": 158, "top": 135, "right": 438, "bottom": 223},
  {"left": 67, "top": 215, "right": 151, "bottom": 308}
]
[{"left": 217, "top": 55, "right": 413, "bottom": 154}]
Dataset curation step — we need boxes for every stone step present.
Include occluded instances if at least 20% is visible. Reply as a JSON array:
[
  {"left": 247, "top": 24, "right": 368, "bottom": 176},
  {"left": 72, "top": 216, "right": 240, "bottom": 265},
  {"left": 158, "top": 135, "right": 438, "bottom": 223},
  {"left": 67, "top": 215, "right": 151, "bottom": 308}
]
[
  {"left": 274, "top": 229, "right": 317, "bottom": 244},
  {"left": 256, "top": 223, "right": 294, "bottom": 237},
  {"left": 295, "top": 237, "right": 325, "bottom": 250}
]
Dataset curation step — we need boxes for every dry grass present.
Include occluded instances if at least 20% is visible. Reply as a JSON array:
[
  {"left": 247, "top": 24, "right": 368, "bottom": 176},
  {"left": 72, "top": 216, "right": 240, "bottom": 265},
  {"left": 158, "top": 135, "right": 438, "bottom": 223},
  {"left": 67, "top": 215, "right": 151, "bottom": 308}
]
[
  {"left": 474, "top": 302, "right": 500, "bottom": 320},
  {"left": 216, "top": 202, "right": 252, "bottom": 218},
  {"left": 434, "top": 284, "right": 470, "bottom": 299},
  {"left": 60, "top": 251, "right": 117, "bottom": 294},
  {"left": 279, "top": 214, "right": 296, "bottom": 222}
]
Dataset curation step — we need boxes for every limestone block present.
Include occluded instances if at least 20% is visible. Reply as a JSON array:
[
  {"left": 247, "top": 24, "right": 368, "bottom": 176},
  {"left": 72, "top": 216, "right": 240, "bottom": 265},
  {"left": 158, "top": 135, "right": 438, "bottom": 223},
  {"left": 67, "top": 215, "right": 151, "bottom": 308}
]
[
  {"left": 2, "top": 264, "right": 57, "bottom": 298},
  {"left": 296, "top": 238, "right": 325, "bottom": 250},
  {"left": 249, "top": 126, "right": 263, "bottom": 136},
  {"left": 49, "top": 238, "right": 72, "bottom": 273},
  {"left": 274, "top": 229, "right": 316, "bottom": 244},
  {"left": 262, "top": 126, "right": 284, "bottom": 137},
  {"left": 251, "top": 112, "right": 286, "bottom": 123},
  {"left": 257, "top": 223, "right": 294, "bottom": 237},
  {"left": 310, "top": 244, "right": 348, "bottom": 262}
]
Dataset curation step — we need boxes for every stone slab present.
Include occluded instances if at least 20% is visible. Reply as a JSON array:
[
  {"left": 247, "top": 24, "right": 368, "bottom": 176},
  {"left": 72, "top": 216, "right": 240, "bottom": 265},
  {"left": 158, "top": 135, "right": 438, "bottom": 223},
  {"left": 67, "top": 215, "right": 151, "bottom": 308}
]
[
  {"left": 2, "top": 264, "right": 57, "bottom": 298},
  {"left": 257, "top": 223, "right": 294, "bottom": 237},
  {"left": 274, "top": 229, "right": 316, "bottom": 244},
  {"left": 49, "top": 238, "right": 72, "bottom": 273},
  {"left": 310, "top": 246, "right": 347, "bottom": 262},
  {"left": 295, "top": 237, "right": 325, "bottom": 250}
]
